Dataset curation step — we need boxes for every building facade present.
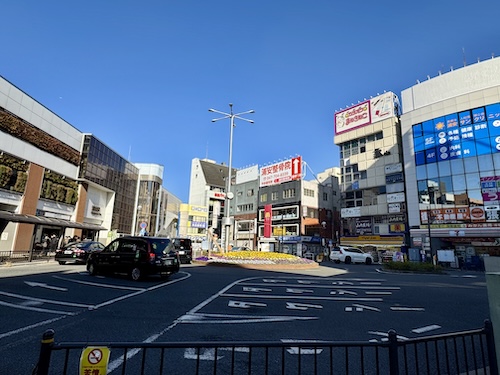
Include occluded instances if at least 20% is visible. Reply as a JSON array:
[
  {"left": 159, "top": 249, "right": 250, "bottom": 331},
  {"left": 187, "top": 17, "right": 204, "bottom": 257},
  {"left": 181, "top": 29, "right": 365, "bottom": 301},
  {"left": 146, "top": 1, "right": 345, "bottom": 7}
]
[
  {"left": 401, "top": 57, "right": 500, "bottom": 262},
  {"left": 334, "top": 92, "right": 408, "bottom": 250}
]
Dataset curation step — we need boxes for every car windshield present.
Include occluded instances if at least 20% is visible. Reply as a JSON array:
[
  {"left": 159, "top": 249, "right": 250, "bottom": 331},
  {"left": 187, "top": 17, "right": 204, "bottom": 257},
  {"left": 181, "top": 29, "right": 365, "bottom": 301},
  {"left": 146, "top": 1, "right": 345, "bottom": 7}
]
[{"left": 150, "top": 238, "right": 171, "bottom": 255}]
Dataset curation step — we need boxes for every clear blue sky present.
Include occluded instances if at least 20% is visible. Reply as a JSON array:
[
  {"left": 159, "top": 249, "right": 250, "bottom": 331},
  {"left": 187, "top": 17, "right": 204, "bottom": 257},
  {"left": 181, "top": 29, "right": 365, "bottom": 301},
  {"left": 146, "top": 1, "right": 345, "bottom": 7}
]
[{"left": 2, "top": 1, "right": 499, "bottom": 202}]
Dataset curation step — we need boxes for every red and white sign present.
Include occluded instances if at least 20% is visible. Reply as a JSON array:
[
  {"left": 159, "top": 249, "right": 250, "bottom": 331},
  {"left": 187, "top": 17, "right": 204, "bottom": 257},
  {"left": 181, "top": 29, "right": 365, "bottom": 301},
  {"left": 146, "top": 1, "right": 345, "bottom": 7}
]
[
  {"left": 259, "top": 156, "right": 302, "bottom": 187},
  {"left": 334, "top": 92, "right": 396, "bottom": 135}
]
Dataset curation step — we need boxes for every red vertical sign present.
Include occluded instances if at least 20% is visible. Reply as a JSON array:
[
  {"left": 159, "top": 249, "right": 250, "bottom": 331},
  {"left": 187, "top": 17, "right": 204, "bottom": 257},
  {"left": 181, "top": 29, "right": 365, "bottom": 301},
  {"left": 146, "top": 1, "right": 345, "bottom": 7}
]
[{"left": 264, "top": 204, "right": 272, "bottom": 238}]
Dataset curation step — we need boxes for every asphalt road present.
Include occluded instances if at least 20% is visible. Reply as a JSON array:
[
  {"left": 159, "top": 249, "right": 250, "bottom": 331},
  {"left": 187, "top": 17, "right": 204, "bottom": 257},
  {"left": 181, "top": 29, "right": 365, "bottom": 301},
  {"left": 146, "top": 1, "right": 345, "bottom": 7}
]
[{"left": 0, "top": 260, "right": 489, "bottom": 373}]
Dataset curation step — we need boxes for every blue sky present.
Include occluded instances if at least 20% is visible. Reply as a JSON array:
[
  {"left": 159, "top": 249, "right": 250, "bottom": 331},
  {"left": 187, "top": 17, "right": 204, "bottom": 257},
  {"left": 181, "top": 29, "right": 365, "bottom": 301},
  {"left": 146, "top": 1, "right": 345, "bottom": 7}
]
[{"left": 2, "top": 1, "right": 499, "bottom": 202}]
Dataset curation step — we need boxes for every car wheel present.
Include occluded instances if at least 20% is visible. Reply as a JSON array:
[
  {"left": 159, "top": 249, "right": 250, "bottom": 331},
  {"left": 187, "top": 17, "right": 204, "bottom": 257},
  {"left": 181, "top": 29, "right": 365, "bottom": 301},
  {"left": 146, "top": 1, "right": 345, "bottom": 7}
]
[
  {"left": 344, "top": 256, "right": 352, "bottom": 264},
  {"left": 58, "top": 261, "right": 66, "bottom": 265},
  {"left": 365, "top": 258, "right": 372, "bottom": 265},
  {"left": 131, "top": 267, "right": 142, "bottom": 281},
  {"left": 87, "top": 262, "right": 97, "bottom": 275}
]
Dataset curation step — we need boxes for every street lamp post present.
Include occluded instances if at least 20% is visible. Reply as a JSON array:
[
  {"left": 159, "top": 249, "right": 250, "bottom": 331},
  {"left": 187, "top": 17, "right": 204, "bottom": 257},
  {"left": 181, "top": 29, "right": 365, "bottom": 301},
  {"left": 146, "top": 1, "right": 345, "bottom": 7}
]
[{"left": 209, "top": 104, "right": 254, "bottom": 253}]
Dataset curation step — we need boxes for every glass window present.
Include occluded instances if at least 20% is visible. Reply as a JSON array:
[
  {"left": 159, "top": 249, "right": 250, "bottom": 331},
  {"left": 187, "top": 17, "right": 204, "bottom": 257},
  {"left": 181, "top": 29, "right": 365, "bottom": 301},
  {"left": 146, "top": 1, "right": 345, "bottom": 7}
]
[
  {"left": 463, "top": 157, "right": 479, "bottom": 173},
  {"left": 477, "top": 154, "right": 494, "bottom": 173},
  {"left": 466, "top": 172, "right": 480, "bottom": 190},
  {"left": 271, "top": 192, "right": 278, "bottom": 201},
  {"left": 494, "top": 153, "right": 500, "bottom": 170},
  {"left": 437, "top": 160, "right": 451, "bottom": 177},
  {"left": 416, "top": 165, "right": 427, "bottom": 180},
  {"left": 426, "top": 163, "right": 439, "bottom": 179},
  {"left": 450, "top": 159, "right": 465, "bottom": 175},
  {"left": 260, "top": 193, "right": 267, "bottom": 202},
  {"left": 452, "top": 174, "right": 467, "bottom": 193},
  {"left": 437, "top": 176, "right": 453, "bottom": 204},
  {"left": 468, "top": 189, "right": 484, "bottom": 205}
]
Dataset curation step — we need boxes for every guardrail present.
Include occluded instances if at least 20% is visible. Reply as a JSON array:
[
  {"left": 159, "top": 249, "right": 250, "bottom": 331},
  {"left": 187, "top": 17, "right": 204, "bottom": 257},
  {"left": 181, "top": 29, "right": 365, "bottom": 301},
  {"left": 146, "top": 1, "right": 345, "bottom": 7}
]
[{"left": 33, "top": 320, "right": 498, "bottom": 375}]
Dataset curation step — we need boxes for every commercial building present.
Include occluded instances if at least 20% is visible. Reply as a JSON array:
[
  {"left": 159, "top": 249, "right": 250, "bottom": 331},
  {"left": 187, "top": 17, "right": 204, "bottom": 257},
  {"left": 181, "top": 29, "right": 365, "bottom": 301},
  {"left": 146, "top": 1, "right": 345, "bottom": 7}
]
[
  {"left": 333, "top": 92, "right": 408, "bottom": 251},
  {"left": 401, "top": 56, "right": 500, "bottom": 263}
]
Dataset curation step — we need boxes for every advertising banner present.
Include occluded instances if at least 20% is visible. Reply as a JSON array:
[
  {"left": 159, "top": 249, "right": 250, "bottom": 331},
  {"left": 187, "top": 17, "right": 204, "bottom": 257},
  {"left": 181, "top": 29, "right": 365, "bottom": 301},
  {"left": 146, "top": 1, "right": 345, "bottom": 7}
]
[
  {"left": 259, "top": 156, "right": 302, "bottom": 187},
  {"left": 334, "top": 92, "right": 396, "bottom": 135},
  {"left": 264, "top": 204, "right": 272, "bottom": 238}
]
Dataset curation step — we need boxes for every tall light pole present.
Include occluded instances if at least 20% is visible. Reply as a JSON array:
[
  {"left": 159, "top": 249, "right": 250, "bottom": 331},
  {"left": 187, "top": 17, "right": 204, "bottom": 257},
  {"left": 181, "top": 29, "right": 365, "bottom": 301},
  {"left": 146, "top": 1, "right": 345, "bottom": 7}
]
[{"left": 209, "top": 104, "right": 254, "bottom": 252}]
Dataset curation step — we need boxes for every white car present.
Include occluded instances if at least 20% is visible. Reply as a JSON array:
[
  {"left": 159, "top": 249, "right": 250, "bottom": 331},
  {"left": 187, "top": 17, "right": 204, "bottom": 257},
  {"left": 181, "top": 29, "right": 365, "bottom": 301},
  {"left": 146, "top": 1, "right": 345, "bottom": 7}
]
[{"left": 330, "top": 246, "right": 373, "bottom": 265}]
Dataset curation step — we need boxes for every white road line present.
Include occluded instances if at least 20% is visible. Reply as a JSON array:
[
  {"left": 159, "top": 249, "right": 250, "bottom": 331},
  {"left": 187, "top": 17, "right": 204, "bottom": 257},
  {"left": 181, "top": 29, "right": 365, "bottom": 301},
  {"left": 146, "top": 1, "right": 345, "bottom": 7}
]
[
  {"left": 0, "top": 300, "right": 75, "bottom": 315},
  {"left": 24, "top": 281, "right": 68, "bottom": 291},
  {"left": 286, "top": 302, "right": 323, "bottom": 311},
  {"left": 368, "top": 331, "right": 409, "bottom": 341},
  {"left": 228, "top": 300, "right": 267, "bottom": 309},
  {"left": 286, "top": 288, "right": 314, "bottom": 294},
  {"left": 242, "top": 287, "right": 272, "bottom": 292},
  {"left": 330, "top": 290, "right": 358, "bottom": 295},
  {"left": 178, "top": 313, "right": 317, "bottom": 324},
  {"left": 52, "top": 275, "right": 145, "bottom": 291},
  {"left": 0, "top": 290, "right": 93, "bottom": 308},
  {"left": 412, "top": 324, "right": 441, "bottom": 334},
  {"left": 0, "top": 316, "right": 66, "bottom": 340},
  {"left": 390, "top": 306, "right": 425, "bottom": 312},
  {"left": 352, "top": 303, "right": 381, "bottom": 312},
  {"left": 365, "top": 291, "right": 392, "bottom": 295},
  {"left": 221, "top": 293, "right": 383, "bottom": 302}
]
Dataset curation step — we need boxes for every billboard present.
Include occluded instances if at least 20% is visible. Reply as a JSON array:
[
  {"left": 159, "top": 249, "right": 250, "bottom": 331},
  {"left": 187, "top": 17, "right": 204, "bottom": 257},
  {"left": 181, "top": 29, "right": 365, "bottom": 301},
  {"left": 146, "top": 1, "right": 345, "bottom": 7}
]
[
  {"left": 334, "top": 92, "right": 397, "bottom": 135},
  {"left": 236, "top": 165, "right": 259, "bottom": 184},
  {"left": 259, "top": 156, "right": 302, "bottom": 187}
]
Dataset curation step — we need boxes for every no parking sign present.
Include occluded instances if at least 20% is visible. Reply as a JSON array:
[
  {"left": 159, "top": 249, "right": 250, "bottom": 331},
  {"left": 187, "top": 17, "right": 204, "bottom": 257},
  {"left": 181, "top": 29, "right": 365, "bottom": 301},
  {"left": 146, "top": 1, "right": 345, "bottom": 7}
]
[{"left": 80, "top": 346, "right": 110, "bottom": 375}]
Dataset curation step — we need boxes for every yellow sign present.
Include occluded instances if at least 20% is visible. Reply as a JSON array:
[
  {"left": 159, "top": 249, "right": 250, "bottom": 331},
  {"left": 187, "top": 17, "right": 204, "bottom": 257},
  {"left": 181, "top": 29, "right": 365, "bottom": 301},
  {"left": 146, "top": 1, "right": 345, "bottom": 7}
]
[{"left": 80, "top": 346, "right": 110, "bottom": 375}]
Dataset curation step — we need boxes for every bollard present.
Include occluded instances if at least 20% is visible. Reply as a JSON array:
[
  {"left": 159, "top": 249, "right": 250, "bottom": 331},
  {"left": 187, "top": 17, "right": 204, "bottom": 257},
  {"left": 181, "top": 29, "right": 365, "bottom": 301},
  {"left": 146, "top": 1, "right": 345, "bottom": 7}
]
[
  {"left": 387, "top": 329, "right": 399, "bottom": 375},
  {"left": 32, "top": 329, "right": 55, "bottom": 375}
]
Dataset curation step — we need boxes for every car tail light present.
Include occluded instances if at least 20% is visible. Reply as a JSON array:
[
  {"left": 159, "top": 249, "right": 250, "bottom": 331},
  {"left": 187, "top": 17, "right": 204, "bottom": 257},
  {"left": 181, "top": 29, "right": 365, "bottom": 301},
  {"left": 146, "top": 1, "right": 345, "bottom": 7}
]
[{"left": 74, "top": 249, "right": 85, "bottom": 255}]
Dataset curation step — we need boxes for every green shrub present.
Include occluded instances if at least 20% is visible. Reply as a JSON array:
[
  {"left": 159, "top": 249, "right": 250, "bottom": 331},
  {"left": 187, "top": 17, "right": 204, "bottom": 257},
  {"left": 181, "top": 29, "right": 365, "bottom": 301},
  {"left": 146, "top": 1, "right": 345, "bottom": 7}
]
[{"left": 383, "top": 261, "right": 444, "bottom": 273}]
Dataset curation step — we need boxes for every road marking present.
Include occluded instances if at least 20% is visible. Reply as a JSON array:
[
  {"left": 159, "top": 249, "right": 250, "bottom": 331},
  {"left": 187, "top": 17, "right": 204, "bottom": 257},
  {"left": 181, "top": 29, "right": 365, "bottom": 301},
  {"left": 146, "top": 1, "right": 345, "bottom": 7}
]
[
  {"left": 360, "top": 282, "right": 382, "bottom": 285},
  {"left": 412, "top": 324, "right": 441, "bottom": 334},
  {"left": 365, "top": 291, "right": 392, "bottom": 295},
  {"left": 286, "top": 302, "right": 323, "bottom": 311},
  {"left": 24, "top": 281, "right": 67, "bottom": 291},
  {"left": 184, "top": 348, "right": 222, "bottom": 360},
  {"left": 53, "top": 275, "right": 145, "bottom": 291},
  {"left": 352, "top": 303, "right": 381, "bottom": 312},
  {"left": 262, "top": 279, "right": 287, "bottom": 283},
  {"left": 297, "top": 280, "right": 317, "bottom": 284},
  {"left": 0, "top": 300, "right": 75, "bottom": 315},
  {"left": 332, "top": 281, "right": 354, "bottom": 285},
  {"left": 228, "top": 300, "right": 267, "bottom": 309},
  {"left": 0, "top": 316, "right": 66, "bottom": 340},
  {"left": 390, "top": 306, "right": 425, "bottom": 312},
  {"left": 368, "top": 331, "right": 409, "bottom": 341},
  {"left": 222, "top": 293, "right": 383, "bottom": 303},
  {"left": 330, "top": 290, "right": 358, "bottom": 295},
  {"left": 178, "top": 313, "right": 317, "bottom": 324},
  {"left": 0, "top": 290, "right": 93, "bottom": 308},
  {"left": 286, "top": 288, "right": 314, "bottom": 294},
  {"left": 242, "top": 287, "right": 272, "bottom": 292},
  {"left": 281, "top": 339, "right": 324, "bottom": 355}
]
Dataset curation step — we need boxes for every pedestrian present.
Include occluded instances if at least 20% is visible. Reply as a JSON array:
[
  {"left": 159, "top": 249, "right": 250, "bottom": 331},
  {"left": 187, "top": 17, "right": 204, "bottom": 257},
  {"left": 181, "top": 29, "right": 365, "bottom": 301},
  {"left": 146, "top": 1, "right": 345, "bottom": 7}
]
[{"left": 49, "top": 234, "right": 58, "bottom": 253}]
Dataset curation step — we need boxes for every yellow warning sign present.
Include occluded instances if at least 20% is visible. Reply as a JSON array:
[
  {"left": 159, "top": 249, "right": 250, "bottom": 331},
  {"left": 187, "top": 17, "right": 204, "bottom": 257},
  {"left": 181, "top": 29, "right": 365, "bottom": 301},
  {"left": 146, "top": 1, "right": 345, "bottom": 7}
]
[{"left": 80, "top": 346, "right": 110, "bottom": 375}]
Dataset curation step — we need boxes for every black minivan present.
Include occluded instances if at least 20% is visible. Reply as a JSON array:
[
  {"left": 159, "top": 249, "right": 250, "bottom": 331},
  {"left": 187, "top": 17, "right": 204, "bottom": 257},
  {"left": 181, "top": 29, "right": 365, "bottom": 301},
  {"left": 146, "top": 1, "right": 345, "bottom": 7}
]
[
  {"left": 168, "top": 238, "right": 193, "bottom": 264},
  {"left": 86, "top": 236, "right": 180, "bottom": 281}
]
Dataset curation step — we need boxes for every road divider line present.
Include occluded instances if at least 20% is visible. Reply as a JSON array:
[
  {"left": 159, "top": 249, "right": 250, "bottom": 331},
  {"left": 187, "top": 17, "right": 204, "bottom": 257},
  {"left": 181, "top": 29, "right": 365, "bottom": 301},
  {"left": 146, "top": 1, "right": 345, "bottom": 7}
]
[
  {"left": 0, "top": 290, "right": 93, "bottom": 308},
  {"left": 0, "top": 300, "right": 76, "bottom": 315},
  {"left": 52, "top": 275, "right": 145, "bottom": 291},
  {"left": 0, "top": 316, "right": 66, "bottom": 340}
]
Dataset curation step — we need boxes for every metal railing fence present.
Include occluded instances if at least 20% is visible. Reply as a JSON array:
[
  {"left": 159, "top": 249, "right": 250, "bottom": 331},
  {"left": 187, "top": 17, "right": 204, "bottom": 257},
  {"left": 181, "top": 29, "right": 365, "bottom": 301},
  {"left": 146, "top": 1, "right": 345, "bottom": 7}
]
[{"left": 33, "top": 320, "right": 498, "bottom": 375}]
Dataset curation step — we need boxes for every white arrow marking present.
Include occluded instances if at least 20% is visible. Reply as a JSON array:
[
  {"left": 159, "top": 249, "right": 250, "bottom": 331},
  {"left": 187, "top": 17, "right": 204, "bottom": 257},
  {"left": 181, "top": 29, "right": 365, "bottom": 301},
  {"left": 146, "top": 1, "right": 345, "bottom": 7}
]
[
  {"left": 352, "top": 304, "right": 381, "bottom": 312},
  {"left": 281, "top": 339, "right": 324, "bottom": 355},
  {"left": 286, "top": 302, "right": 323, "bottom": 311},
  {"left": 228, "top": 300, "right": 267, "bottom": 309},
  {"left": 242, "top": 287, "right": 272, "bottom": 292},
  {"left": 24, "top": 281, "right": 67, "bottom": 291},
  {"left": 286, "top": 288, "right": 313, "bottom": 294},
  {"left": 184, "top": 348, "right": 222, "bottom": 360},
  {"left": 332, "top": 281, "right": 354, "bottom": 285},
  {"left": 330, "top": 290, "right": 357, "bottom": 295},
  {"left": 412, "top": 324, "right": 441, "bottom": 334}
]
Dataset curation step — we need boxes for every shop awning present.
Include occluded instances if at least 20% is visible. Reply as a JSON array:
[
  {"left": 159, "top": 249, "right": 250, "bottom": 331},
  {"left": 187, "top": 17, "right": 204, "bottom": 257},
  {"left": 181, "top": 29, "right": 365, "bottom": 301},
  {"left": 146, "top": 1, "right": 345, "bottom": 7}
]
[{"left": 0, "top": 211, "right": 106, "bottom": 231}]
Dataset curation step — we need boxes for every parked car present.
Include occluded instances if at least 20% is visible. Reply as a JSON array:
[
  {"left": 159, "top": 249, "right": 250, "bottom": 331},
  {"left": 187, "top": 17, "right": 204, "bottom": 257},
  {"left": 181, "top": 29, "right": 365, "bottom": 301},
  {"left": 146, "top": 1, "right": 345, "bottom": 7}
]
[
  {"left": 167, "top": 238, "right": 193, "bottom": 264},
  {"left": 330, "top": 246, "right": 373, "bottom": 265},
  {"left": 86, "top": 236, "right": 180, "bottom": 281},
  {"left": 55, "top": 241, "right": 105, "bottom": 265}
]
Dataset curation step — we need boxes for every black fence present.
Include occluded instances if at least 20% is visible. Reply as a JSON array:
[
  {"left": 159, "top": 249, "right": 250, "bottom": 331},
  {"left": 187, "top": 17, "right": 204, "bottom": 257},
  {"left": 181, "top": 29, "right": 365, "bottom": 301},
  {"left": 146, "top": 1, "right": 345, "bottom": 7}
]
[
  {"left": 33, "top": 320, "right": 498, "bottom": 375},
  {"left": 0, "top": 250, "right": 52, "bottom": 264}
]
